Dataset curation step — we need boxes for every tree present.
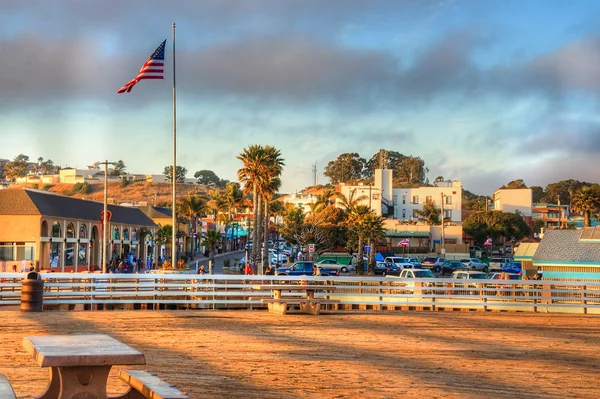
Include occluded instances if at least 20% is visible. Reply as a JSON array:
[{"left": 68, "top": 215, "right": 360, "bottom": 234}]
[
  {"left": 415, "top": 198, "right": 441, "bottom": 225},
  {"left": 335, "top": 188, "right": 368, "bottom": 214},
  {"left": 531, "top": 186, "right": 545, "bottom": 203},
  {"left": 503, "top": 179, "right": 527, "bottom": 189},
  {"left": 164, "top": 165, "right": 187, "bottom": 182},
  {"left": 238, "top": 145, "right": 284, "bottom": 269},
  {"left": 346, "top": 205, "right": 372, "bottom": 275},
  {"left": 463, "top": 211, "right": 531, "bottom": 246},
  {"left": 202, "top": 230, "right": 221, "bottom": 273},
  {"left": 533, "top": 219, "right": 545, "bottom": 235},
  {"left": 362, "top": 213, "right": 385, "bottom": 273},
  {"left": 3, "top": 154, "right": 29, "bottom": 181},
  {"left": 110, "top": 160, "right": 127, "bottom": 176},
  {"left": 155, "top": 224, "right": 177, "bottom": 261},
  {"left": 396, "top": 156, "right": 428, "bottom": 184},
  {"left": 324, "top": 153, "right": 366, "bottom": 184},
  {"left": 571, "top": 186, "right": 600, "bottom": 227},
  {"left": 434, "top": 176, "right": 445, "bottom": 183},
  {"left": 462, "top": 190, "right": 490, "bottom": 211},
  {"left": 178, "top": 194, "right": 208, "bottom": 256},
  {"left": 364, "top": 150, "right": 406, "bottom": 177},
  {"left": 194, "top": 170, "right": 221, "bottom": 186},
  {"left": 545, "top": 179, "right": 590, "bottom": 205}
]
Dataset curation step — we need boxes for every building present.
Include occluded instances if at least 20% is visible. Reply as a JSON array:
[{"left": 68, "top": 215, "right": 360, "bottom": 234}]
[
  {"left": 59, "top": 166, "right": 103, "bottom": 183},
  {"left": 532, "top": 203, "right": 569, "bottom": 229},
  {"left": 493, "top": 188, "right": 533, "bottom": 217},
  {"left": 282, "top": 192, "right": 319, "bottom": 214},
  {"left": 0, "top": 188, "right": 157, "bottom": 272},
  {"left": 533, "top": 228, "right": 600, "bottom": 281},
  {"left": 339, "top": 169, "right": 464, "bottom": 253}
]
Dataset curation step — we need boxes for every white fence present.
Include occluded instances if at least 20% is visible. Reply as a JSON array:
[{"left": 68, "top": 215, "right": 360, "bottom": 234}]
[{"left": 2, "top": 273, "right": 600, "bottom": 314}]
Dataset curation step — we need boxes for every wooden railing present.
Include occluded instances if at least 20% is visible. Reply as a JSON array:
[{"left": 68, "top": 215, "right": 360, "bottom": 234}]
[{"left": 1, "top": 273, "right": 600, "bottom": 314}]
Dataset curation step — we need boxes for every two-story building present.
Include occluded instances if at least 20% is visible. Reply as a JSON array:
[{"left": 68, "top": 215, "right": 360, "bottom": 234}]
[
  {"left": 493, "top": 188, "right": 533, "bottom": 217},
  {"left": 0, "top": 188, "right": 157, "bottom": 272},
  {"left": 339, "top": 169, "right": 464, "bottom": 252},
  {"left": 532, "top": 203, "right": 569, "bottom": 229}
]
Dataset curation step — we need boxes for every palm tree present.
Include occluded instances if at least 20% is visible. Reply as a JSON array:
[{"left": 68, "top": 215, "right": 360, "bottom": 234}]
[
  {"left": 363, "top": 213, "right": 386, "bottom": 273},
  {"left": 223, "top": 183, "right": 244, "bottom": 251},
  {"left": 335, "top": 189, "right": 368, "bottom": 214},
  {"left": 571, "top": 186, "right": 600, "bottom": 227},
  {"left": 317, "top": 187, "right": 337, "bottom": 207},
  {"left": 178, "top": 194, "right": 207, "bottom": 257},
  {"left": 261, "top": 177, "right": 282, "bottom": 270},
  {"left": 346, "top": 205, "right": 372, "bottom": 275},
  {"left": 238, "top": 145, "right": 284, "bottom": 270},
  {"left": 202, "top": 230, "right": 221, "bottom": 273}
]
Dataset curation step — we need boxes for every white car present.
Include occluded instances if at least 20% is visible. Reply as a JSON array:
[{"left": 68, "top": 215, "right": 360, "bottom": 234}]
[
  {"left": 422, "top": 257, "right": 446, "bottom": 271},
  {"left": 316, "top": 259, "right": 352, "bottom": 273},
  {"left": 460, "top": 258, "right": 488, "bottom": 272}
]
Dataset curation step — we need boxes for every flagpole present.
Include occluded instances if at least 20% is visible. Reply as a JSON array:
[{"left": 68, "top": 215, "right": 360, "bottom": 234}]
[{"left": 171, "top": 22, "right": 178, "bottom": 266}]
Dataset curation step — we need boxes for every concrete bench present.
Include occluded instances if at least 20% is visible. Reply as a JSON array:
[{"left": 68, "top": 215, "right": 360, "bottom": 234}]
[
  {"left": 0, "top": 375, "right": 17, "bottom": 399},
  {"left": 260, "top": 298, "right": 341, "bottom": 315},
  {"left": 119, "top": 370, "right": 190, "bottom": 399}
]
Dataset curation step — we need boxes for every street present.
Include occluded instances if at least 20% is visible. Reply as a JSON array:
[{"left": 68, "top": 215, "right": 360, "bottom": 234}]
[{"left": 186, "top": 250, "right": 245, "bottom": 274}]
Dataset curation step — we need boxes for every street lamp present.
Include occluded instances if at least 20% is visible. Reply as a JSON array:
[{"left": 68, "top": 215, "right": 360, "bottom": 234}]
[{"left": 97, "top": 160, "right": 117, "bottom": 273}]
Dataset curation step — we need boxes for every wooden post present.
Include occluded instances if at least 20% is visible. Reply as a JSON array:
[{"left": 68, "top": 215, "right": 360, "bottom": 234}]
[{"left": 582, "top": 284, "right": 587, "bottom": 315}]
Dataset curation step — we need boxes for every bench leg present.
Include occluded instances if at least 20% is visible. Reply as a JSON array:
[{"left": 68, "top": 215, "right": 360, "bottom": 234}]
[
  {"left": 110, "top": 388, "right": 146, "bottom": 399},
  {"left": 35, "top": 367, "right": 60, "bottom": 399},
  {"left": 268, "top": 302, "right": 287, "bottom": 315},
  {"left": 299, "top": 301, "right": 320, "bottom": 315}
]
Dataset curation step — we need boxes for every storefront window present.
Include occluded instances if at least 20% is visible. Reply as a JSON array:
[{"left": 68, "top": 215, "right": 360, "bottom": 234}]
[
  {"left": 123, "top": 228, "right": 129, "bottom": 240},
  {"left": 79, "top": 224, "right": 87, "bottom": 239},
  {"left": 52, "top": 222, "right": 61, "bottom": 238},
  {"left": 66, "top": 223, "right": 75, "bottom": 238},
  {"left": 112, "top": 227, "right": 120, "bottom": 240}
]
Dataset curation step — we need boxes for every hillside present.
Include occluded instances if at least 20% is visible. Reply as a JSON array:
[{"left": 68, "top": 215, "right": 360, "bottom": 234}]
[{"left": 10, "top": 181, "right": 210, "bottom": 206}]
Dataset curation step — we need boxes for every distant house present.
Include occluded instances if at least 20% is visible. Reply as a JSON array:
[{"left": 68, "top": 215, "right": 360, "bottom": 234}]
[
  {"left": 493, "top": 188, "right": 533, "bottom": 217},
  {"left": 533, "top": 228, "right": 600, "bottom": 281}
]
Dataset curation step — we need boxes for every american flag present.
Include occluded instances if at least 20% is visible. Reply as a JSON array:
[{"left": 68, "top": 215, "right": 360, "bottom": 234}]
[
  {"left": 117, "top": 40, "right": 166, "bottom": 94},
  {"left": 398, "top": 238, "right": 410, "bottom": 247}
]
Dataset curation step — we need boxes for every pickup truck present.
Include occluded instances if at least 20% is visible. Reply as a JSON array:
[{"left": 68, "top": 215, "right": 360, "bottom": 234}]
[{"left": 275, "top": 262, "right": 340, "bottom": 276}]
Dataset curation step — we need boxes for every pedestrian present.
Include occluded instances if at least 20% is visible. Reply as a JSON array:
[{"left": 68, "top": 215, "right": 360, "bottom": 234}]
[
  {"left": 245, "top": 263, "right": 253, "bottom": 275},
  {"left": 198, "top": 265, "right": 206, "bottom": 275},
  {"left": 312, "top": 264, "right": 320, "bottom": 276},
  {"left": 118, "top": 259, "right": 125, "bottom": 273},
  {"left": 265, "top": 264, "right": 274, "bottom": 275},
  {"left": 297, "top": 251, "right": 303, "bottom": 261}
]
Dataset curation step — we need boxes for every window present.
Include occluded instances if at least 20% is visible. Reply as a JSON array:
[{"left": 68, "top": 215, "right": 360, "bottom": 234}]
[
  {"left": 52, "top": 222, "right": 61, "bottom": 238},
  {"left": 372, "top": 193, "right": 380, "bottom": 200},
  {"left": 393, "top": 195, "right": 398, "bottom": 205},
  {"left": 446, "top": 195, "right": 452, "bottom": 205},
  {"left": 79, "top": 224, "right": 87, "bottom": 239},
  {"left": 444, "top": 209, "right": 452, "bottom": 219},
  {"left": 426, "top": 196, "right": 432, "bottom": 203},
  {"left": 66, "top": 223, "right": 75, "bottom": 238},
  {"left": 123, "top": 228, "right": 129, "bottom": 240},
  {"left": 402, "top": 195, "right": 406, "bottom": 204},
  {"left": 412, "top": 196, "right": 419, "bottom": 204},
  {"left": 402, "top": 209, "right": 406, "bottom": 218}
]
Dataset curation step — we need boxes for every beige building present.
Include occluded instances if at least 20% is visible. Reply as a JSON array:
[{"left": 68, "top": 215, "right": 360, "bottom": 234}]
[
  {"left": 493, "top": 188, "right": 533, "bottom": 217},
  {"left": 0, "top": 188, "right": 157, "bottom": 272},
  {"left": 282, "top": 192, "right": 319, "bottom": 214}
]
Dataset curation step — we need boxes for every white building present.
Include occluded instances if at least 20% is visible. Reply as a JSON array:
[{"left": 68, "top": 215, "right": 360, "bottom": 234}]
[
  {"left": 59, "top": 166, "right": 102, "bottom": 183},
  {"left": 282, "top": 192, "right": 319, "bottom": 214},
  {"left": 338, "top": 169, "right": 464, "bottom": 250},
  {"left": 493, "top": 188, "right": 533, "bottom": 217}
]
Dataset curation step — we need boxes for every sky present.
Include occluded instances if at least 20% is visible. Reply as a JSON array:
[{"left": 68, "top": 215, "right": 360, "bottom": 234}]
[{"left": 1, "top": 0, "right": 600, "bottom": 196}]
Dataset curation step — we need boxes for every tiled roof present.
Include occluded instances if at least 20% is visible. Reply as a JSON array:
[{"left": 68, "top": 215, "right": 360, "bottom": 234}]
[
  {"left": 0, "top": 189, "right": 40, "bottom": 215},
  {"left": 533, "top": 229, "right": 600, "bottom": 263},
  {"left": 0, "top": 188, "right": 156, "bottom": 227}
]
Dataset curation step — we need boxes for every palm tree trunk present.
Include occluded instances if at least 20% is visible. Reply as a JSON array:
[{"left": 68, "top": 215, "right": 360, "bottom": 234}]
[
  {"left": 263, "top": 197, "right": 269, "bottom": 272},
  {"left": 255, "top": 196, "right": 264, "bottom": 273},
  {"left": 585, "top": 211, "right": 591, "bottom": 227},
  {"left": 368, "top": 239, "right": 374, "bottom": 274},
  {"left": 209, "top": 249, "right": 214, "bottom": 274},
  {"left": 357, "top": 236, "right": 364, "bottom": 276},
  {"left": 251, "top": 186, "right": 259, "bottom": 271}
]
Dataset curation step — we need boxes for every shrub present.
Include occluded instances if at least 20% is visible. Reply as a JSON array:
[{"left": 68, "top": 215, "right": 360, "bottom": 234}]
[
  {"left": 72, "top": 182, "right": 90, "bottom": 195},
  {"left": 42, "top": 184, "right": 53, "bottom": 191},
  {"left": 120, "top": 179, "right": 130, "bottom": 188},
  {"left": 31, "top": 183, "right": 39, "bottom": 189}
]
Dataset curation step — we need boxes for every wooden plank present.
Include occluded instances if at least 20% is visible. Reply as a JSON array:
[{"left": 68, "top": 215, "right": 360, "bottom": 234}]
[
  {"left": 23, "top": 334, "right": 145, "bottom": 367},
  {"left": 0, "top": 375, "right": 16, "bottom": 399},
  {"left": 251, "top": 285, "right": 336, "bottom": 291},
  {"left": 119, "top": 370, "right": 190, "bottom": 399}
]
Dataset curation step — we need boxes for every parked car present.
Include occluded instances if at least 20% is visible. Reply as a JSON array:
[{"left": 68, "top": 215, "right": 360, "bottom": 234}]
[
  {"left": 374, "top": 261, "right": 401, "bottom": 276},
  {"left": 502, "top": 261, "right": 522, "bottom": 274},
  {"left": 460, "top": 258, "right": 488, "bottom": 272},
  {"left": 315, "top": 259, "right": 353, "bottom": 273},
  {"left": 489, "top": 257, "right": 514, "bottom": 271},
  {"left": 440, "top": 261, "right": 469, "bottom": 275},
  {"left": 276, "top": 262, "right": 340, "bottom": 276},
  {"left": 399, "top": 269, "right": 434, "bottom": 279},
  {"left": 452, "top": 271, "right": 488, "bottom": 280},
  {"left": 422, "top": 257, "right": 446, "bottom": 271},
  {"left": 384, "top": 257, "right": 409, "bottom": 267},
  {"left": 407, "top": 258, "right": 423, "bottom": 268},
  {"left": 489, "top": 272, "right": 522, "bottom": 280}
]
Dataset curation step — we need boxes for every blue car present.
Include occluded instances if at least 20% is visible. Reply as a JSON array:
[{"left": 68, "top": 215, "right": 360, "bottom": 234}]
[{"left": 502, "top": 261, "right": 522, "bottom": 274}]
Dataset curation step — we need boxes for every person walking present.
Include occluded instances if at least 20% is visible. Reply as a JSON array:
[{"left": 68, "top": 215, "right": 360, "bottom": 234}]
[
  {"left": 245, "top": 262, "right": 253, "bottom": 275},
  {"left": 198, "top": 265, "right": 206, "bottom": 275},
  {"left": 312, "top": 264, "right": 321, "bottom": 276}
]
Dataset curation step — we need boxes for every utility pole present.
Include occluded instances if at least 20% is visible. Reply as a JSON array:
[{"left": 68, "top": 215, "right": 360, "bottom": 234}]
[
  {"left": 98, "top": 160, "right": 117, "bottom": 273},
  {"left": 440, "top": 193, "right": 446, "bottom": 255},
  {"left": 312, "top": 162, "right": 317, "bottom": 186}
]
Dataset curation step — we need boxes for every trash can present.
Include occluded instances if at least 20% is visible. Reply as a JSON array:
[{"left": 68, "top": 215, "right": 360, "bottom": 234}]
[{"left": 21, "top": 271, "right": 44, "bottom": 312}]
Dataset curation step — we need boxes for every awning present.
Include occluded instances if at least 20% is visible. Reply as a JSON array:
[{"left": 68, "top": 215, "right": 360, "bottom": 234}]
[
  {"left": 514, "top": 243, "right": 539, "bottom": 260},
  {"left": 386, "top": 231, "right": 430, "bottom": 238}
]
